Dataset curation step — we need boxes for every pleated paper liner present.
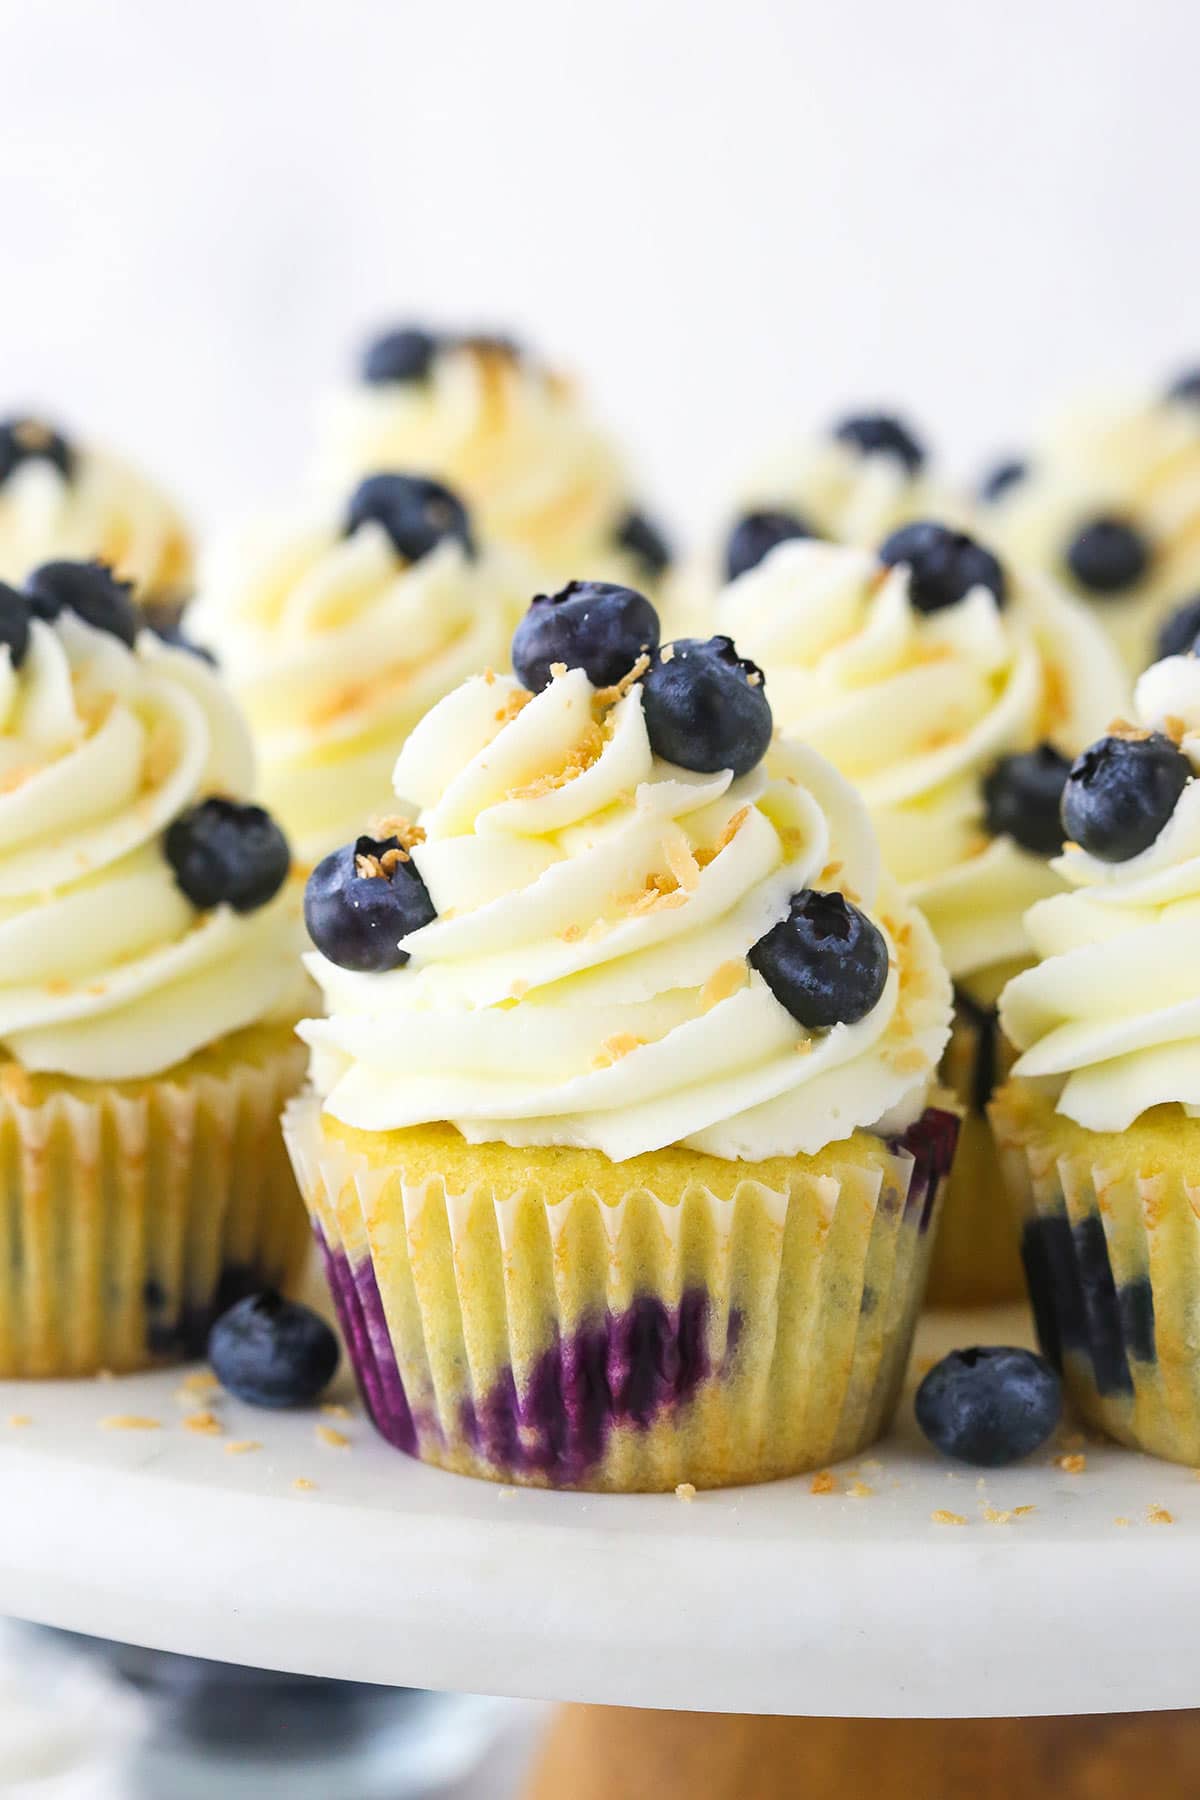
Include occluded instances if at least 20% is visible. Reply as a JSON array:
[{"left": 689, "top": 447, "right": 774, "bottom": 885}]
[
  {"left": 992, "top": 1078, "right": 1200, "bottom": 1465},
  {"left": 286, "top": 1097, "right": 961, "bottom": 1493},
  {"left": 0, "top": 1022, "right": 310, "bottom": 1377}
]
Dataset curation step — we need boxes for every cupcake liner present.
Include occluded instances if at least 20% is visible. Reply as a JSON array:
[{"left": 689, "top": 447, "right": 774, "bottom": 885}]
[
  {"left": 285, "top": 1099, "right": 961, "bottom": 1492},
  {"left": 0, "top": 1026, "right": 309, "bottom": 1377}
]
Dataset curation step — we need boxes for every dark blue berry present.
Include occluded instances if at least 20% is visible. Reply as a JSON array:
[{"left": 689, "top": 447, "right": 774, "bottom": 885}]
[
  {"left": 0, "top": 582, "right": 31, "bottom": 670},
  {"left": 1062, "top": 732, "right": 1191, "bottom": 861},
  {"left": 879, "top": 521, "right": 1007, "bottom": 613},
  {"left": 208, "top": 1291, "right": 339, "bottom": 1409},
  {"left": 165, "top": 798, "right": 291, "bottom": 912},
  {"left": 1155, "top": 593, "right": 1200, "bottom": 662},
  {"left": 724, "top": 508, "right": 816, "bottom": 583},
  {"left": 511, "top": 580, "right": 660, "bottom": 693},
  {"left": 641, "top": 636, "right": 772, "bottom": 777},
  {"left": 304, "top": 834, "right": 436, "bottom": 972},
  {"left": 915, "top": 1345, "right": 1062, "bottom": 1467},
  {"left": 749, "top": 888, "right": 888, "bottom": 1029},
  {"left": 26, "top": 560, "right": 138, "bottom": 647},
  {"left": 345, "top": 473, "right": 474, "bottom": 563},
  {"left": 978, "top": 457, "right": 1028, "bottom": 503},
  {"left": 833, "top": 412, "right": 925, "bottom": 474},
  {"left": 361, "top": 326, "right": 438, "bottom": 385},
  {"left": 983, "top": 744, "right": 1071, "bottom": 857},
  {"left": 614, "top": 509, "right": 672, "bottom": 581},
  {"left": 1166, "top": 367, "right": 1200, "bottom": 406},
  {"left": 0, "top": 416, "right": 74, "bottom": 486},
  {"left": 1065, "top": 517, "right": 1150, "bottom": 595}
]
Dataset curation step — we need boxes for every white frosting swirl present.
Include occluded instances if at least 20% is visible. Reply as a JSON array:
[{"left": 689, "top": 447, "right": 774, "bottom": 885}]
[
  {"left": 1001, "top": 652, "right": 1200, "bottom": 1130},
  {"left": 740, "top": 431, "right": 968, "bottom": 548},
  {"left": 717, "top": 538, "right": 1127, "bottom": 983},
  {"left": 300, "top": 667, "right": 951, "bottom": 1162},
  {"left": 0, "top": 614, "right": 305, "bottom": 1081}
]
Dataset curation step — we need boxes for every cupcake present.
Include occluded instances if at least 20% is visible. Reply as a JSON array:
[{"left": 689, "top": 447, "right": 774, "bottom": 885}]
[
  {"left": 285, "top": 580, "right": 957, "bottom": 1491},
  {"left": 0, "top": 561, "right": 310, "bottom": 1376},
  {"left": 0, "top": 415, "right": 192, "bottom": 627},
  {"left": 188, "top": 472, "right": 530, "bottom": 868},
  {"left": 979, "top": 368, "right": 1200, "bottom": 674},
  {"left": 716, "top": 524, "right": 1127, "bottom": 1303},
  {"left": 318, "top": 324, "right": 672, "bottom": 593},
  {"left": 993, "top": 650, "right": 1200, "bottom": 1462}
]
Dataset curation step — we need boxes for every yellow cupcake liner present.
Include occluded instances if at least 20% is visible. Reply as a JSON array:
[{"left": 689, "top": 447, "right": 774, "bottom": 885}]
[
  {"left": 991, "top": 1078, "right": 1200, "bottom": 1464},
  {"left": 0, "top": 1023, "right": 309, "bottom": 1377},
  {"left": 286, "top": 1097, "right": 961, "bottom": 1492}
]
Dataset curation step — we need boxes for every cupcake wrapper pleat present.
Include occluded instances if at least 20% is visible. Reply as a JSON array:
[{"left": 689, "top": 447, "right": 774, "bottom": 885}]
[{"left": 286, "top": 1099, "right": 961, "bottom": 1492}]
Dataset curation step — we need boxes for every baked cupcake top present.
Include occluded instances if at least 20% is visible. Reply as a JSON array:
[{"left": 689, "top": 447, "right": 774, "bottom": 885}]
[
  {"left": 716, "top": 526, "right": 1127, "bottom": 988},
  {"left": 1001, "top": 649, "right": 1200, "bottom": 1130},
  {"left": 0, "top": 562, "right": 303, "bottom": 1082},
  {"left": 299, "top": 581, "right": 951, "bottom": 1162},
  {"left": 0, "top": 416, "right": 192, "bottom": 609},
  {"left": 189, "top": 473, "right": 529, "bottom": 866}
]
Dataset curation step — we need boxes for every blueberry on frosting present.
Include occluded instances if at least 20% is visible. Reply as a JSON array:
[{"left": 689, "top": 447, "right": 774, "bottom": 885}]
[
  {"left": 978, "top": 457, "right": 1028, "bottom": 504},
  {"left": 26, "top": 560, "right": 139, "bottom": 648},
  {"left": 832, "top": 412, "right": 925, "bottom": 475},
  {"left": 345, "top": 472, "right": 475, "bottom": 563},
  {"left": 0, "top": 416, "right": 74, "bottom": 485},
  {"left": 165, "top": 797, "right": 291, "bottom": 913},
  {"left": 512, "top": 580, "right": 661, "bottom": 693},
  {"left": 878, "top": 521, "right": 1007, "bottom": 614},
  {"left": 361, "top": 326, "right": 439, "bottom": 386},
  {"left": 614, "top": 508, "right": 672, "bottom": 582},
  {"left": 304, "top": 831, "right": 436, "bottom": 972},
  {"left": 724, "top": 508, "right": 816, "bottom": 583},
  {"left": 983, "top": 744, "right": 1072, "bottom": 858},
  {"left": 1061, "top": 731, "right": 1191, "bottom": 862},
  {"left": 1065, "top": 517, "right": 1149, "bottom": 595},
  {"left": 640, "top": 635, "right": 772, "bottom": 777},
  {"left": 749, "top": 888, "right": 889, "bottom": 1030},
  {"left": 0, "top": 583, "right": 31, "bottom": 669},
  {"left": 1156, "top": 594, "right": 1200, "bottom": 663}
]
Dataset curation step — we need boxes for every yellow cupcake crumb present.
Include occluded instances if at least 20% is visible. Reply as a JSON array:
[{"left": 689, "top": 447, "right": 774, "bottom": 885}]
[
  {"left": 101, "top": 1415, "right": 161, "bottom": 1432},
  {"left": 675, "top": 1482, "right": 697, "bottom": 1503},
  {"left": 7, "top": 1415, "right": 31, "bottom": 1429},
  {"left": 1147, "top": 1505, "right": 1174, "bottom": 1525},
  {"left": 848, "top": 1480, "right": 873, "bottom": 1499},
  {"left": 701, "top": 961, "right": 747, "bottom": 1011},
  {"left": 225, "top": 1440, "right": 262, "bottom": 1456},
  {"left": 1057, "top": 1453, "right": 1087, "bottom": 1475},
  {"left": 931, "top": 1510, "right": 968, "bottom": 1526},
  {"left": 182, "top": 1410, "right": 223, "bottom": 1436},
  {"left": 810, "top": 1471, "right": 837, "bottom": 1495},
  {"left": 293, "top": 1477, "right": 316, "bottom": 1492},
  {"left": 316, "top": 1425, "right": 350, "bottom": 1450}
]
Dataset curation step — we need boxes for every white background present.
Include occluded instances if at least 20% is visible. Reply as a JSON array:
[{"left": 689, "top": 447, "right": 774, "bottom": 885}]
[{"left": 0, "top": 0, "right": 1195, "bottom": 545}]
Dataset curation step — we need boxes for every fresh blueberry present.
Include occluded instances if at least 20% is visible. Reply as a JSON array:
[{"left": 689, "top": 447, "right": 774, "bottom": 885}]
[
  {"left": 832, "top": 412, "right": 925, "bottom": 474},
  {"left": 304, "top": 834, "right": 436, "bottom": 972},
  {"left": 915, "top": 1345, "right": 1062, "bottom": 1467},
  {"left": 749, "top": 888, "right": 889, "bottom": 1030},
  {"left": 983, "top": 744, "right": 1072, "bottom": 857},
  {"left": 1062, "top": 731, "right": 1191, "bottom": 861},
  {"left": 165, "top": 798, "right": 291, "bottom": 912},
  {"left": 208, "top": 1291, "right": 340, "bottom": 1409},
  {"left": 879, "top": 520, "right": 1007, "bottom": 613},
  {"left": 978, "top": 457, "right": 1028, "bottom": 503},
  {"left": 641, "top": 635, "right": 772, "bottom": 777},
  {"left": 1155, "top": 593, "right": 1200, "bottom": 662},
  {"left": 724, "top": 508, "right": 817, "bottom": 583},
  {"left": 344, "top": 473, "right": 474, "bottom": 563},
  {"left": 511, "top": 580, "right": 660, "bottom": 693},
  {"left": 614, "top": 509, "right": 672, "bottom": 582},
  {"left": 0, "top": 582, "right": 31, "bottom": 669},
  {"left": 361, "top": 326, "right": 438, "bottom": 385},
  {"left": 1065, "top": 517, "right": 1150, "bottom": 595},
  {"left": 0, "top": 416, "right": 74, "bottom": 486},
  {"left": 26, "top": 560, "right": 139, "bottom": 647},
  {"left": 1166, "top": 367, "right": 1200, "bottom": 407}
]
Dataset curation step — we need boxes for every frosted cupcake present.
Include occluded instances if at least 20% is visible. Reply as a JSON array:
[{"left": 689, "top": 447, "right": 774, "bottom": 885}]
[
  {"left": 188, "top": 472, "right": 530, "bottom": 867},
  {"left": 717, "top": 524, "right": 1127, "bottom": 1303},
  {"left": 285, "top": 580, "right": 957, "bottom": 1491},
  {"left": 0, "top": 415, "right": 192, "bottom": 625},
  {"left": 0, "top": 561, "right": 310, "bottom": 1375},
  {"left": 993, "top": 650, "right": 1200, "bottom": 1462}
]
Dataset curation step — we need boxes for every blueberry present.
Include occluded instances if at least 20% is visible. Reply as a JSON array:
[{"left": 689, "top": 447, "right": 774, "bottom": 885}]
[
  {"left": 0, "top": 416, "right": 74, "bottom": 486},
  {"left": 26, "top": 560, "right": 138, "bottom": 647},
  {"left": 915, "top": 1345, "right": 1062, "bottom": 1467},
  {"left": 983, "top": 744, "right": 1071, "bottom": 857},
  {"left": 208, "top": 1291, "right": 340, "bottom": 1409},
  {"left": 165, "top": 798, "right": 291, "bottom": 912},
  {"left": 304, "top": 834, "right": 436, "bottom": 971},
  {"left": 749, "top": 888, "right": 888, "bottom": 1029},
  {"left": 641, "top": 635, "right": 772, "bottom": 777},
  {"left": 511, "top": 580, "right": 660, "bottom": 693},
  {"left": 1155, "top": 593, "right": 1200, "bottom": 662},
  {"left": 0, "top": 582, "right": 31, "bottom": 670},
  {"left": 723, "top": 508, "right": 817, "bottom": 583},
  {"left": 1062, "top": 731, "right": 1191, "bottom": 861},
  {"left": 361, "top": 326, "right": 438, "bottom": 385},
  {"left": 344, "top": 473, "right": 474, "bottom": 563},
  {"left": 1065, "top": 516, "right": 1150, "bottom": 595},
  {"left": 614, "top": 509, "right": 672, "bottom": 582},
  {"left": 978, "top": 456, "right": 1028, "bottom": 503},
  {"left": 1166, "top": 367, "right": 1200, "bottom": 407},
  {"left": 879, "top": 520, "right": 1007, "bottom": 613},
  {"left": 832, "top": 412, "right": 925, "bottom": 474}
]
